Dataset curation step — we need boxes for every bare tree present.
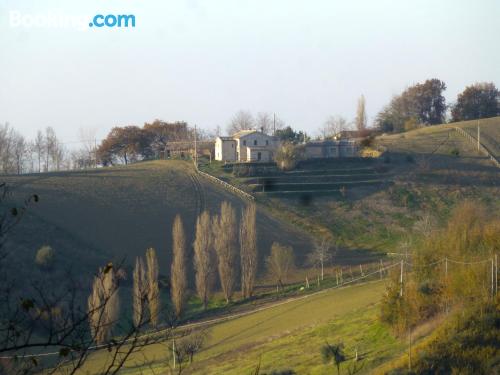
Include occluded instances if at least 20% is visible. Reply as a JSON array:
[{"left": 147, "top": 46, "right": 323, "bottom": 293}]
[
  {"left": 34, "top": 130, "right": 45, "bottom": 173},
  {"left": 171, "top": 215, "right": 187, "bottom": 317},
  {"left": 213, "top": 202, "right": 238, "bottom": 303},
  {"left": 227, "top": 110, "right": 254, "bottom": 135},
  {"left": 240, "top": 203, "right": 257, "bottom": 298},
  {"left": 88, "top": 264, "right": 120, "bottom": 344},
  {"left": 44, "top": 127, "right": 57, "bottom": 171},
  {"left": 321, "top": 115, "right": 349, "bottom": 139},
  {"left": 0, "top": 185, "right": 181, "bottom": 375},
  {"left": 12, "top": 134, "right": 26, "bottom": 174},
  {"left": 412, "top": 213, "right": 436, "bottom": 238},
  {"left": 146, "top": 247, "right": 160, "bottom": 327},
  {"left": 133, "top": 256, "right": 147, "bottom": 327},
  {"left": 355, "top": 95, "right": 367, "bottom": 134},
  {"left": 266, "top": 242, "right": 294, "bottom": 291},
  {"left": 255, "top": 112, "right": 272, "bottom": 134},
  {"left": 166, "top": 329, "right": 208, "bottom": 375},
  {"left": 193, "top": 211, "right": 215, "bottom": 309},
  {"left": 307, "top": 239, "right": 334, "bottom": 281}
]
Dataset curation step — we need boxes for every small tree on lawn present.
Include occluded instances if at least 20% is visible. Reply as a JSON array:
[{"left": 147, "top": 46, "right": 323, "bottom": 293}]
[
  {"left": 266, "top": 242, "right": 294, "bottom": 291},
  {"left": 307, "top": 238, "right": 334, "bottom": 281},
  {"left": 321, "top": 342, "right": 346, "bottom": 375}
]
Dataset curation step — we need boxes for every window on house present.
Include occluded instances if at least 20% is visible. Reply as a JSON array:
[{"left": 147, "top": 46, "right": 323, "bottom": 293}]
[
  {"left": 254, "top": 140, "right": 258, "bottom": 146},
  {"left": 257, "top": 152, "right": 262, "bottom": 161},
  {"left": 243, "top": 140, "right": 246, "bottom": 146},
  {"left": 266, "top": 140, "right": 269, "bottom": 146}
]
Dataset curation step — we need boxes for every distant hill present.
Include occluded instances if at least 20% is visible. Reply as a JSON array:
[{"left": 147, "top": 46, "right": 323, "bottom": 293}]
[{"left": 3, "top": 160, "right": 313, "bottom": 283}]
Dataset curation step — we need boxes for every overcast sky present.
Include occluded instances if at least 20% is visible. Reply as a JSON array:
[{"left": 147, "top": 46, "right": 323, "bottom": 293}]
[{"left": 1, "top": 0, "right": 499, "bottom": 144}]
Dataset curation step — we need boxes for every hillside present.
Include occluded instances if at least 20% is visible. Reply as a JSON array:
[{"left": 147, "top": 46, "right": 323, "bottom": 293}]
[
  {"left": 79, "top": 279, "right": 407, "bottom": 375},
  {"left": 3, "top": 160, "right": 313, "bottom": 285},
  {"left": 202, "top": 119, "right": 499, "bottom": 255}
]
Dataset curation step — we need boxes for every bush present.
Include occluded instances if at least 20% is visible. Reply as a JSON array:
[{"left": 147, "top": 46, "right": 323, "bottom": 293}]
[
  {"left": 35, "top": 246, "right": 55, "bottom": 269},
  {"left": 450, "top": 147, "right": 460, "bottom": 156},
  {"left": 275, "top": 143, "right": 304, "bottom": 171}
]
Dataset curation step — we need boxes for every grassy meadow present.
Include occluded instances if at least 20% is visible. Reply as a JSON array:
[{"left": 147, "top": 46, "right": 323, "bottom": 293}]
[{"left": 78, "top": 280, "right": 405, "bottom": 375}]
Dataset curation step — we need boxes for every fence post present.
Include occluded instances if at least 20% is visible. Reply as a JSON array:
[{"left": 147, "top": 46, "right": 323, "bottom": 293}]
[
  {"left": 400, "top": 260, "right": 404, "bottom": 297},
  {"left": 492, "top": 258, "right": 495, "bottom": 298}
]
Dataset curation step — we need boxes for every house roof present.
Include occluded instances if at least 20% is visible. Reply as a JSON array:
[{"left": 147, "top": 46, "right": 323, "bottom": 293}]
[
  {"left": 232, "top": 129, "right": 259, "bottom": 138},
  {"left": 217, "top": 136, "right": 235, "bottom": 141}
]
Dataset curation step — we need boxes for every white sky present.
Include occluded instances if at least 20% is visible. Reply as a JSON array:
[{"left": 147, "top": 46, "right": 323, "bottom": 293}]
[{"left": 1, "top": 0, "right": 499, "bottom": 143}]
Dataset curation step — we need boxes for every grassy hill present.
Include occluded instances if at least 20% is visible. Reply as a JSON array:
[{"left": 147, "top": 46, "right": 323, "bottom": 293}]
[
  {"left": 3, "top": 160, "right": 313, "bottom": 288},
  {"left": 79, "top": 279, "right": 409, "bottom": 375},
  {"left": 202, "top": 118, "right": 499, "bottom": 255}
]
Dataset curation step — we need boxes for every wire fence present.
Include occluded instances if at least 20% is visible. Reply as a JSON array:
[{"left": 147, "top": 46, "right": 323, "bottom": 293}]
[
  {"left": 451, "top": 126, "right": 500, "bottom": 168},
  {"left": 1, "top": 254, "right": 497, "bottom": 360}
]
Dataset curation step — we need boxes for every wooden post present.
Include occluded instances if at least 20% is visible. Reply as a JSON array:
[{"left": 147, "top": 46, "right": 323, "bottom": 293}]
[
  {"left": 400, "top": 260, "right": 403, "bottom": 297},
  {"left": 172, "top": 339, "right": 176, "bottom": 369},
  {"left": 305, "top": 276, "right": 309, "bottom": 288},
  {"left": 317, "top": 275, "right": 320, "bottom": 287},
  {"left": 495, "top": 254, "right": 498, "bottom": 296},
  {"left": 477, "top": 121, "right": 480, "bottom": 152},
  {"left": 336, "top": 271, "right": 339, "bottom": 286},
  {"left": 350, "top": 266, "right": 353, "bottom": 280},
  {"left": 359, "top": 264, "right": 364, "bottom": 277},
  {"left": 379, "top": 260, "right": 384, "bottom": 279},
  {"left": 492, "top": 258, "right": 495, "bottom": 298}
]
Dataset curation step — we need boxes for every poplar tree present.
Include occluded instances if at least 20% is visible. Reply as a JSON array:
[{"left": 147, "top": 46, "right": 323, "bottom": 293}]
[
  {"left": 193, "top": 211, "right": 215, "bottom": 309},
  {"left": 146, "top": 248, "right": 160, "bottom": 327},
  {"left": 171, "top": 215, "right": 187, "bottom": 317},
  {"left": 213, "top": 202, "right": 238, "bottom": 303},
  {"left": 240, "top": 203, "right": 257, "bottom": 298}
]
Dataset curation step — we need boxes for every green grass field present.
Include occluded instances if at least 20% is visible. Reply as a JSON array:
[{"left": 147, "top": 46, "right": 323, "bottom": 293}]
[{"left": 79, "top": 280, "right": 403, "bottom": 375}]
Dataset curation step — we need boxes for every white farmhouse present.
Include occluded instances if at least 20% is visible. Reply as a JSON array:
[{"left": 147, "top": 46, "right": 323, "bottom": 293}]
[{"left": 215, "top": 130, "right": 279, "bottom": 163}]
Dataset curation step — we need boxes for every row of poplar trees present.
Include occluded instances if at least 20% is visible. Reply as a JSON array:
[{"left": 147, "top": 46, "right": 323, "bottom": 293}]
[
  {"left": 134, "top": 201, "right": 257, "bottom": 325},
  {"left": 87, "top": 201, "right": 257, "bottom": 344}
]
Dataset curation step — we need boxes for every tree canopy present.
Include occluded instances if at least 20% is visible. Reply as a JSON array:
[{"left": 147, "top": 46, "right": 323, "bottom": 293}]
[
  {"left": 451, "top": 82, "right": 500, "bottom": 122},
  {"left": 375, "top": 79, "right": 447, "bottom": 133}
]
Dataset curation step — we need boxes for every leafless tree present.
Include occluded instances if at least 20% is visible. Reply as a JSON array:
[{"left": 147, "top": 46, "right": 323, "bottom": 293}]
[
  {"left": 193, "top": 211, "right": 215, "bottom": 309},
  {"left": 412, "top": 213, "right": 436, "bottom": 238},
  {"left": 146, "top": 247, "right": 160, "bottom": 327},
  {"left": 171, "top": 215, "right": 187, "bottom": 317},
  {"left": 165, "top": 329, "right": 208, "bottom": 375},
  {"left": 255, "top": 112, "right": 273, "bottom": 134},
  {"left": 213, "top": 202, "right": 238, "bottom": 303},
  {"left": 321, "top": 115, "right": 349, "bottom": 139},
  {"left": 34, "top": 130, "right": 45, "bottom": 173},
  {"left": 240, "top": 203, "right": 257, "bottom": 298},
  {"left": 307, "top": 239, "right": 335, "bottom": 281},
  {"left": 0, "top": 185, "right": 180, "bottom": 375},
  {"left": 133, "top": 256, "right": 147, "bottom": 327},
  {"left": 266, "top": 242, "right": 295, "bottom": 291},
  {"left": 227, "top": 110, "right": 254, "bottom": 135},
  {"left": 355, "top": 95, "right": 367, "bottom": 134},
  {"left": 12, "top": 134, "right": 27, "bottom": 174},
  {"left": 88, "top": 264, "right": 120, "bottom": 344}
]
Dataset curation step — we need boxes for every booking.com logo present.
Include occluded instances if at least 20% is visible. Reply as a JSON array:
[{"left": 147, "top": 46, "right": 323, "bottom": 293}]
[
  {"left": 88, "top": 14, "right": 135, "bottom": 28},
  {"left": 8, "top": 10, "right": 136, "bottom": 31}
]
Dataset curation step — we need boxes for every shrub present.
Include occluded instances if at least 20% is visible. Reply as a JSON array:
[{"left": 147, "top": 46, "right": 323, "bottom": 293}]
[
  {"left": 450, "top": 147, "right": 460, "bottom": 156},
  {"left": 35, "top": 246, "right": 55, "bottom": 269},
  {"left": 275, "top": 143, "right": 304, "bottom": 171}
]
